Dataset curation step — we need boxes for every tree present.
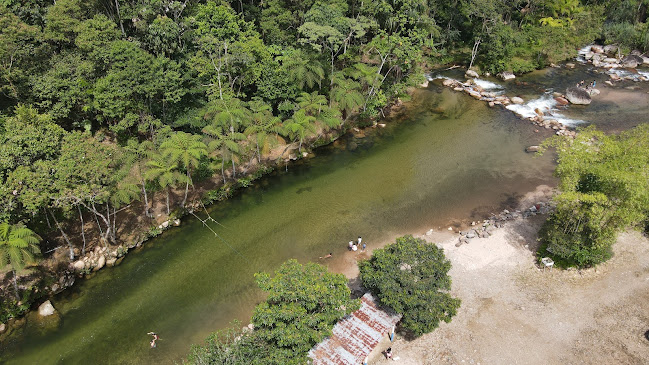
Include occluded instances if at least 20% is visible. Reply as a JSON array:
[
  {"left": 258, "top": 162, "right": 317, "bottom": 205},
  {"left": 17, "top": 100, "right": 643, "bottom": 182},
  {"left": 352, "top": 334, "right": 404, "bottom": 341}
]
[
  {"left": 252, "top": 259, "right": 360, "bottom": 362},
  {"left": 538, "top": 125, "right": 649, "bottom": 267},
  {"left": 145, "top": 154, "right": 188, "bottom": 215},
  {"left": 244, "top": 99, "right": 283, "bottom": 164},
  {"left": 282, "top": 109, "right": 317, "bottom": 153},
  {"left": 160, "top": 132, "right": 207, "bottom": 207},
  {"left": 0, "top": 222, "right": 41, "bottom": 299},
  {"left": 330, "top": 74, "right": 364, "bottom": 119},
  {"left": 359, "top": 235, "right": 461, "bottom": 337}
]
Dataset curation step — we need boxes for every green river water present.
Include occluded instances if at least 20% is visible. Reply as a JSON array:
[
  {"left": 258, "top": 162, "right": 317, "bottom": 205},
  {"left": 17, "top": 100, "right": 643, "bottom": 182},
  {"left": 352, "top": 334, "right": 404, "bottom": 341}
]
[{"left": 2, "top": 66, "right": 648, "bottom": 364}]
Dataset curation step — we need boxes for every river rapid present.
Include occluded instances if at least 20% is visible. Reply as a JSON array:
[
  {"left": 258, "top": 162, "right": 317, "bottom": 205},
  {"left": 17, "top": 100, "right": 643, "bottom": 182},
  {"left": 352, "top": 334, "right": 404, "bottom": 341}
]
[{"left": 2, "top": 63, "right": 648, "bottom": 364}]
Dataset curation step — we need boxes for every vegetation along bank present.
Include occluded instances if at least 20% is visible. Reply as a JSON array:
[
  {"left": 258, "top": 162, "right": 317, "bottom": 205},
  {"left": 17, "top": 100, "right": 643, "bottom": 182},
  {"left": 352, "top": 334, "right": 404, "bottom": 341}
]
[{"left": 2, "top": 0, "right": 649, "bottom": 341}]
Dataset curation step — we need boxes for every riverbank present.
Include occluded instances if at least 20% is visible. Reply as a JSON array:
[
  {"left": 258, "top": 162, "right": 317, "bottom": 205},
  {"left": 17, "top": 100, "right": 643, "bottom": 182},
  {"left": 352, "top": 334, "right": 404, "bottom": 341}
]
[
  {"left": 0, "top": 87, "right": 412, "bottom": 337},
  {"left": 341, "top": 185, "right": 649, "bottom": 364}
]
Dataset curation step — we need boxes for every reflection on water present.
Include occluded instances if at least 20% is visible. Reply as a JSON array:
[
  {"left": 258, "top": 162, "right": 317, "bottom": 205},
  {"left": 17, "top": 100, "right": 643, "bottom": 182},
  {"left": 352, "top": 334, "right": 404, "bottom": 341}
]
[{"left": 1, "top": 85, "right": 558, "bottom": 364}]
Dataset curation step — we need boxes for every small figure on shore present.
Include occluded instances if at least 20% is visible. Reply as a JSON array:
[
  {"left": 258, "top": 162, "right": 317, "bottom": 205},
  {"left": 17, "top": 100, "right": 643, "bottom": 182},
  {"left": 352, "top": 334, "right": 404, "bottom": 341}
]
[
  {"left": 592, "top": 80, "right": 596, "bottom": 88},
  {"left": 385, "top": 347, "right": 393, "bottom": 359},
  {"left": 579, "top": 80, "right": 585, "bottom": 87},
  {"left": 352, "top": 244, "right": 358, "bottom": 252},
  {"left": 362, "top": 243, "right": 367, "bottom": 251},
  {"left": 357, "top": 236, "right": 362, "bottom": 245},
  {"left": 348, "top": 241, "right": 354, "bottom": 251},
  {"left": 147, "top": 332, "right": 159, "bottom": 348},
  {"left": 320, "top": 252, "right": 332, "bottom": 259}
]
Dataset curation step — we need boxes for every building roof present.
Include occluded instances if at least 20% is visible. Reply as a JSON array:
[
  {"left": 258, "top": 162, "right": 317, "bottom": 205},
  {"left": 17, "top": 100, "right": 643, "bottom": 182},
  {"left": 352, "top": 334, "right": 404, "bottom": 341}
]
[{"left": 308, "top": 293, "right": 402, "bottom": 365}]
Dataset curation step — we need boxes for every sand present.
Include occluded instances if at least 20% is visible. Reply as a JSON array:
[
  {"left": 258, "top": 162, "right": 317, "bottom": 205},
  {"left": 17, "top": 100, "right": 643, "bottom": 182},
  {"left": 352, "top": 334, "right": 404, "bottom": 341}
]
[{"left": 365, "top": 216, "right": 649, "bottom": 365}]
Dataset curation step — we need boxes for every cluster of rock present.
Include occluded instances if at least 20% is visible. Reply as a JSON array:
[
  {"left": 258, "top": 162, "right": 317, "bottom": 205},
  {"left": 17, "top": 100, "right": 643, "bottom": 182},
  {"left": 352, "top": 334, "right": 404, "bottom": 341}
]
[
  {"left": 71, "top": 245, "right": 127, "bottom": 274},
  {"left": 442, "top": 77, "right": 513, "bottom": 106},
  {"left": 157, "top": 218, "right": 181, "bottom": 230},
  {"left": 581, "top": 45, "right": 649, "bottom": 82},
  {"left": 455, "top": 202, "right": 552, "bottom": 247},
  {"left": 441, "top": 75, "right": 576, "bottom": 138}
]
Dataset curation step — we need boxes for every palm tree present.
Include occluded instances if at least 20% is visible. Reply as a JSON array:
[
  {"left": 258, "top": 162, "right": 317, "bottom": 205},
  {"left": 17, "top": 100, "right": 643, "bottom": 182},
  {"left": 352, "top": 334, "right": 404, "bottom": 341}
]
[
  {"left": 203, "top": 124, "right": 245, "bottom": 183},
  {"left": 296, "top": 91, "right": 328, "bottom": 116},
  {"left": 245, "top": 99, "right": 284, "bottom": 163},
  {"left": 124, "top": 139, "right": 155, "bottom": 218},
  {"left": 330, "top": 75, "right": 364, "bottom": 119},
  {"left": 284, "top": 51, "right": 325, "bottom": 91},
  {"left": 145, "top": 155, "right": 188, "bottom": 215},
  {"left": 160, "top": 132, "right": 208, "bottom": 207},
  {"left": 0, "top": 222, "right": 41, "bottom": 299},
  {"left": 204, "top": 98, "right": 251, "bottom": 133},
  {"left": 315, "top": 105, "right": 343, "bottom": 132},
  {"left": 283, "top": 109, "right": 317, "bottom": 153}
]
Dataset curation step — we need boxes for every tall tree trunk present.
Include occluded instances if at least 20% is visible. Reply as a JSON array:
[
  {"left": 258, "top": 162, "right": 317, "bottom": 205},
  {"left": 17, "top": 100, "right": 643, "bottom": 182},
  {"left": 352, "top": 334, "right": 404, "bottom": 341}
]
[
  {"left": 112, "top": 205, "right": 117, "bottom": 241},
  {"left": 12, "top": 270, "right": 19, "bottom": 300},
  {"left": 91, "top": 201, "right": 105, "bottom": 238},
  {"left": 114, "top": 0, "right": 126, "bottom": 37},
  {"left": 50, "top": 209, "right": 74, "bottom": 261},
  {"left": 232, "top": 157, "right": 237, "bottom": 179},
  {"left": 166, "top": 190, "right": 170, "bottom": 215},
  {"left": 78, "top": 204, "right": 87, "bottom": 256},
  {"left": 221, "top": 159, "right": 226, "bottom": 184},
  {"left": 43, "top": 207, "right": 52, "bottom": 229},
  {"left": 182, "top": 170, "right": 190, "bottom": 207},
  {"left": 141, "top": 179, "right": 150, "bottom": 218}
]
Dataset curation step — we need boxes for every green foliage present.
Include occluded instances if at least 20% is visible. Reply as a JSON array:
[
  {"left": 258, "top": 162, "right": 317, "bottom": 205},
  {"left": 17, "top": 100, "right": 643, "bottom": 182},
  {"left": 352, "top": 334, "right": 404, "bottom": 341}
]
[
  {"left": 187, "top": 321, "right": 272, "bottom": 365},
  {"left": 538, "top": 125, "right": 649, "bottom": 267},
  {"left": 252, "top": 259, "right": 360, "bottom": 361},
  {"left": 359, "top": 235, "right": 461, "bottom": 337}
]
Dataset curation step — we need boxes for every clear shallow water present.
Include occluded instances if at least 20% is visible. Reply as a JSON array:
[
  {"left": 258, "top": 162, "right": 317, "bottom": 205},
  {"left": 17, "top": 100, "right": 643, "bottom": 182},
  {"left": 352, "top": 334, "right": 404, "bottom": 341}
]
[{"left": 1, "top": 86, "right": 558, "bottom": 364}]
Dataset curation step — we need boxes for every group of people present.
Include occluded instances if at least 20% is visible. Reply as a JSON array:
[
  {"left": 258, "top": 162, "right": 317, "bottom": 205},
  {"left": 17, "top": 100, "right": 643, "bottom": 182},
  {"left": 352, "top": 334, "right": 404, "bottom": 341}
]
[
  {"left": 319, "top": 236, "right": 367, "bottom": 259},
  {"left": 348, "top": 236, "right": 366, "bottom": 252},
  {"left": 577, "top": 79, "right": 597, "bottom": 93}
]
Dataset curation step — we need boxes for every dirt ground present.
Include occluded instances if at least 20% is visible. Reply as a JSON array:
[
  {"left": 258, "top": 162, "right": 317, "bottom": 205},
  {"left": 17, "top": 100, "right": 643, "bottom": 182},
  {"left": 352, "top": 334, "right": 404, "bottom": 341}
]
[{"left": 362, "top": 213, "right": 649, "bottom": 364}]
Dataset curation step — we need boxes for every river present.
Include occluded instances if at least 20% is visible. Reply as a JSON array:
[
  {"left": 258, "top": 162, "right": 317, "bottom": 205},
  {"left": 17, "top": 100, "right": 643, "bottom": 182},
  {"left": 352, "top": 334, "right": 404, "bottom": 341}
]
[{"left": 2, "top": 64, "right": 648, "bottom": 364}]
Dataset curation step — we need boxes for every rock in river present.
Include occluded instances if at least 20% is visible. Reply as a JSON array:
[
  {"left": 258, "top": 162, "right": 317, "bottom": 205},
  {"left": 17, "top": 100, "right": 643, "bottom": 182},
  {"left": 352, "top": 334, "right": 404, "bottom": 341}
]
[
  {"left": 498, "top": 71, "right": 516, "bottom": 81},
  {"left": 465, "top": 69, "right": 479, "bottom": 78},
  {"left": 38, "top": 300, "right": 56, "bottom": 317},
  {"left": 511, "top": 96, "right": 524, "bottom": 104},
  {"left": 621, "top": 55, "right": 644, "bottom": 68},
  {"left": 565, "top": 87, "right": 591, "bottom": 105}
]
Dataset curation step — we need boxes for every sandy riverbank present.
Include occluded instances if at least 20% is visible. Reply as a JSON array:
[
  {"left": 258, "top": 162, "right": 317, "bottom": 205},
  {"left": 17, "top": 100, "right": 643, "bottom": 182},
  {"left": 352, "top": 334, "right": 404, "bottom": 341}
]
[{"left": 348, "top": 190, "right": 649, "bottom": 364}]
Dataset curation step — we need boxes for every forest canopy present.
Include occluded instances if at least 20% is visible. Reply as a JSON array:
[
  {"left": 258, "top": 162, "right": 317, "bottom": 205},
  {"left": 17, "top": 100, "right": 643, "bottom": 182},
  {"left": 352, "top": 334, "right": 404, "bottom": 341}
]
[{"left": 1, "top": 0, "right": 648, "bottom": 259}]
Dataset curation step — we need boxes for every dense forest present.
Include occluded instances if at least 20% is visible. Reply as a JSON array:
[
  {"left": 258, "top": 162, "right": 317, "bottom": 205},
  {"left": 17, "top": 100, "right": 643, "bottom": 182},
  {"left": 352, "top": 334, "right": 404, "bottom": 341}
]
[{"left": 1, "top": 0, "right": 649, "bottom": 320}]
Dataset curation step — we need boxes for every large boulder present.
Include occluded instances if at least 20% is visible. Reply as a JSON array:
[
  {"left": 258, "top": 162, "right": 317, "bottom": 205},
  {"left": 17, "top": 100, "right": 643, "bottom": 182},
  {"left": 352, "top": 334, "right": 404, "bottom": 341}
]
[
  {"left": 511, "top": 96, "right": 524, "bottom": 104},
  {"left": 566, "top": 87, "right": 592, "bottom": 105},
  {"left": 38, "top": 300, "right": 56, "bottom": 317},
  {"left": 621, "top": 55, "right": 644, "bottom": 68},
  {"left": 72, "top": 260, "right": 85, "bottom": 271},
  {"left": 554, "top": 96, "right": 569, "bottom": 105},
  {"left": 94, "top": 255, "right": 106, "bottom": 271},
  {"left": 442, "top": 78, "right": 456, "bottom": 87},
  {"left": 497, "top": 71, "right": 515, "bottom": 81},
  {"left": 603, "top": 44, "right": 618, "bottom": 54},
  {"left": 465, "top": 69, "right": 479, "bottom": 78},
  {"left": 590, "top": 45, "right": 604, "bottom": 53}
]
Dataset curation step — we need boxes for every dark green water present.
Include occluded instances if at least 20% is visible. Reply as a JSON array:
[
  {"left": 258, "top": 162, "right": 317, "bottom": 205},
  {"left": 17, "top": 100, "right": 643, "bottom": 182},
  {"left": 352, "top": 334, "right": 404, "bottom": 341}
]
[{"left": 1, "top": 86, "right": 557, "bottom": 364}]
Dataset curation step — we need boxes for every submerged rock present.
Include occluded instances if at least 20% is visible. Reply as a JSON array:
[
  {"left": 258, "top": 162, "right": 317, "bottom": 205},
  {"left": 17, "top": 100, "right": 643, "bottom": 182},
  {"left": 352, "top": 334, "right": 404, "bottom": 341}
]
[
  {"left": 566, "top": 87, "right": 592, "bottom": 105},
  {"left": 525, "top": 146, "right": 540, "bottom": 153}
]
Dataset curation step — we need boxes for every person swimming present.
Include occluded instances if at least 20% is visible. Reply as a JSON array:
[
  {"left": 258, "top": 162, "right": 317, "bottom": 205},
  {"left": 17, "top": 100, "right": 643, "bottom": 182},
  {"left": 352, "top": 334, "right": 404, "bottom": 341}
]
[{"left": 147, "top": 332, "right": 159, "bottom": 348}]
